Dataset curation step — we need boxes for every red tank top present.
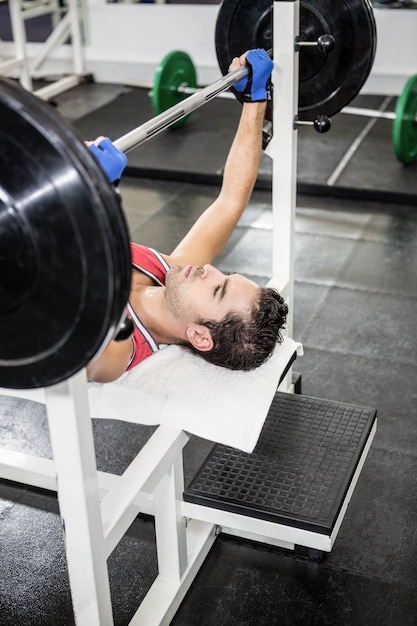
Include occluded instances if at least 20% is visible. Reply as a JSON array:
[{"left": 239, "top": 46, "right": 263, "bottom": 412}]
[{"left": 126, "top": 243, "right": 170, "bottom": 370}]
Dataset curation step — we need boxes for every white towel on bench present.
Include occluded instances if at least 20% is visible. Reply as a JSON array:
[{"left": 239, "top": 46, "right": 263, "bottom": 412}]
[
  {"left": 88, "top": 336, "right": 302, "bottom": 452},
  {"left": 0, "top": 336, "right": 302, "bottom": 453}
]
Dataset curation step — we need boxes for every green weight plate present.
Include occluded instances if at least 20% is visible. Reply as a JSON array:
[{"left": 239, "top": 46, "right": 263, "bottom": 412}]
[
  {"left": 151, "top": 50, "right": 197, "bottom": 128},
  {"left": 392, "top": 74, "right": 417, "bottom": 164}
]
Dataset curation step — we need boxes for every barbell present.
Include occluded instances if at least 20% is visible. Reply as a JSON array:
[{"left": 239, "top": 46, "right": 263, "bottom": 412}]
[
  {"left": 0, "top": 58, "right": 258, "bottom": 390},
  {"left": 0, "top": 0, "right": 378, "bottom": 390}
]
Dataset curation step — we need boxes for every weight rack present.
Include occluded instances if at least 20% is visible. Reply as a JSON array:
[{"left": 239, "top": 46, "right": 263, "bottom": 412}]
[{"left": 0, "top": 0, "right": 86, "bottom": 99}]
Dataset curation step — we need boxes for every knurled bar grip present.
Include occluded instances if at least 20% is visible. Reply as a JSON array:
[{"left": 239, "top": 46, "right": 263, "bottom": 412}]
[{"left": 113, "top": 64, "right": 251, "bottom": 154}]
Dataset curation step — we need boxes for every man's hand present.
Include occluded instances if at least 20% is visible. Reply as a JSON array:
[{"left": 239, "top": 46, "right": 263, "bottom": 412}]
[
  {"left": 231, "top": 48, "right": 273, "bottom": 103},
  {"left": 86, "top": 136, "right": 127, "bottom": 184}
]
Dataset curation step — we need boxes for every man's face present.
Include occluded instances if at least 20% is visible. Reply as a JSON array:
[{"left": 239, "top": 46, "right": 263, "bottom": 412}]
[{"left": 165, "top": 264, "right": 259, "bottom": 324}]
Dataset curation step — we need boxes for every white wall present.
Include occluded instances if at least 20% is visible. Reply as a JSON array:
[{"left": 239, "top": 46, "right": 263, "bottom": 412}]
[
  {"left": 2, "top": 1, "right": 417, "bottom": 94},
  {"left": 364, "top": 7, "right": 417, "bottom": 94},
  {"left": 80, "top": 2, "right": 417, "bottom": 94},
  {"left": 83, "top": 2, "right": 222, "bottom": 85}
]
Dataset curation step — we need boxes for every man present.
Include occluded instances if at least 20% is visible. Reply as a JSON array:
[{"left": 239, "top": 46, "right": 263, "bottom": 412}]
[{"left": 86, "top": 49, "right": 288, "bottom": 383}]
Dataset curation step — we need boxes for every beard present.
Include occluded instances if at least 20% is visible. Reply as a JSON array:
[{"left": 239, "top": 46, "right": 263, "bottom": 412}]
[
  {"left": 165, "top": 266, "right": 203, "bottom": 323},
  {"left": 165, "top": 266, "right": 194, "bottom": 322}
]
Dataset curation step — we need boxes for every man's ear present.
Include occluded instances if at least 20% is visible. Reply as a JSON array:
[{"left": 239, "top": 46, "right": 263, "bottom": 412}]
[{"left": 185, "top": 325, "right": 214, "bottom": 352}]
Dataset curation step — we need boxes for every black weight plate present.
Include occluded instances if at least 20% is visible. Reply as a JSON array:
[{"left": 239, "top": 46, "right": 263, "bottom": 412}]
[
  {"left": 215, "top": 0, "right": 377, "bottom": 121},
  {"left": 0, "top": 78, "right": 131, "bottom": 389}
]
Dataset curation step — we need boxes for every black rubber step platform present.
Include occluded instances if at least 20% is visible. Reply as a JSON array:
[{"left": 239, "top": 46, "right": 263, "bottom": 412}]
[{"left": 184, "top": 392, "right": 376, "bottom": 536}]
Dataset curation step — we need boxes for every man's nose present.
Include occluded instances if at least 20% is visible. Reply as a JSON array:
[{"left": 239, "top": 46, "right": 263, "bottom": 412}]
[{"left": 202, "top": 264, "right": 219, "bottom": 278}]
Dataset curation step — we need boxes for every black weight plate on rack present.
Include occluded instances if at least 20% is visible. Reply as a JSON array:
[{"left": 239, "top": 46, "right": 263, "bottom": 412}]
[
  {"left": 215, "top": 0, "right": 377, "bottom": 121},
  {"left": 0, "top": 78, "right": 131, "bottom": 389}
]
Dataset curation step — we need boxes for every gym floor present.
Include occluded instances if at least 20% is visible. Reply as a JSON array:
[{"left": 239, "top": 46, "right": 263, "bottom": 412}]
[{"left": 1, "top": 79, "right": 417, "bottom": 625}]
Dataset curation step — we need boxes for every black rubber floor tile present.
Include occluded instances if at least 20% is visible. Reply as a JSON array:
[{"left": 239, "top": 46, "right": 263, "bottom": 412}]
[
  {"left": 0, "top": 396, "right": 51, "bottom": 458},
  {"left": 300, "top": 286, "right": 417, "bottom": 364},
  {"left": 295, "top": 232, "right": 357, "bottom": 285},
  {"left": 171, "top": 534, "right": 403, "bottom": 626},
  {"left": 0, "top": 491, "right": 158, "bottom": 626},
  {"left": 324, "top": 446, "right": 417, "bottom": 584},
  {"left": 294, "top": 347, "right": 417, "bottom": 421},
  {"left": 217, "top": 228, "right": 273, "bottom": 278},
  {"left": 337, "top": 237, "right": 417, "bottom": 296}
]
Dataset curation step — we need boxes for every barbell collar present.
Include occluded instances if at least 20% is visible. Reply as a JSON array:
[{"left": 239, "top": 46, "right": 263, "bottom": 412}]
[
  {"left": 294, "top": 114, "right": 331, "bottom": 133},
  {"left": 295, "top": 34, "right": 336, "bottom": 54}
]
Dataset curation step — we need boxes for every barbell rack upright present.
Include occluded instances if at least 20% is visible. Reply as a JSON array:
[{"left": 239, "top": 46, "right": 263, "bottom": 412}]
[{"left": 264, "top": 0, "right": 298, "bottom": 386}]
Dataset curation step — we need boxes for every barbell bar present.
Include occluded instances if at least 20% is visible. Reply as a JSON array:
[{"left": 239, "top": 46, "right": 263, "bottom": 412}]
[
  {"left": 342, "top": 106, "right": 398, "bottom": 121},
  {"left": 113, "top": 43, "right": 336, "bottom": 153},
  {"left": 149, "top": 38, "right": 335, "bottom": 128},
  {"left": 114, "top": 47, "right": 331, "bottom": 154},
  {"left": 113, "top": 54, "right": 258, "bottom": 154},
  {"left": 147, "top": 48, "right": 332, "bottom": 138}
]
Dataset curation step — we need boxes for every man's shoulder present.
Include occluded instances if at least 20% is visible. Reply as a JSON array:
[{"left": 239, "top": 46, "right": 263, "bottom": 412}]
[{"left": 130, "top": 243, "right": 170, "bottom": 279}]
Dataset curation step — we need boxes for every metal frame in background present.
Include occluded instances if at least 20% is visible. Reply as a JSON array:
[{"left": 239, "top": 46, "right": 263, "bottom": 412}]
[{"left": 0, "top": 0, "right": 85, "bottom": 99}]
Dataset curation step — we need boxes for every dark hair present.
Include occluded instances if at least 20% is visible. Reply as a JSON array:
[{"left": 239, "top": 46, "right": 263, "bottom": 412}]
[{"left": 187, "top": 287, "right": 288, "bottom": 371}]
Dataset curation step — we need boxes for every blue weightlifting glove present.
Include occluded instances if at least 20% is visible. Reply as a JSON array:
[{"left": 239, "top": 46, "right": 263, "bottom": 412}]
[
  {"left": 88, "top": 137, "right": 127, "bottom": 184},
  {"left": 232, "top": 48, "right": 273, "bottom": 103}
]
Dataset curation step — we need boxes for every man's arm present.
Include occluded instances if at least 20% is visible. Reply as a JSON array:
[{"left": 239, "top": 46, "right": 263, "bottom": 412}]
[
  {"left": 166, "top": 101, "right": 266, "bottom": 266},
  {"left": 86, "top": 337, "right": 133, "bottom": 383},
  {"left": 165, "top": 50, "right": 272, "bottom": 267}
]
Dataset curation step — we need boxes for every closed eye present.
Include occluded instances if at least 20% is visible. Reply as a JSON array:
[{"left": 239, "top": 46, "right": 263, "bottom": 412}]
[
  {"left": 214, "top": 278, "right": 229, "bottom": 301},
  {"left": 213, "top": 272, "right": 236, "bottom": 300}
]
